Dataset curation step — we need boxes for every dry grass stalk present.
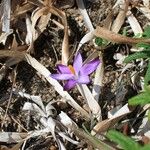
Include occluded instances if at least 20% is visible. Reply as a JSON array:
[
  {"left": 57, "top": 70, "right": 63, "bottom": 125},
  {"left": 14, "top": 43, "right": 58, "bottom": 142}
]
[{"left": 94, "top": 26, "right": 150, "bottom": 45}]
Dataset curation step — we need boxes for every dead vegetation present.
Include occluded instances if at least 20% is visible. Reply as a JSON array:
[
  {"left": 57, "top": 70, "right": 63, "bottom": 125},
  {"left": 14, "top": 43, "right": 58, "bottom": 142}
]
[{"left": 0, "top": 0, "right": 150, "bottom": 149}]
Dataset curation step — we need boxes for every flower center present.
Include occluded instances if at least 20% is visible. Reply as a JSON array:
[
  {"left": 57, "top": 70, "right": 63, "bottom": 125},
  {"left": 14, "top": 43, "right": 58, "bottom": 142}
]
[{"left": 68, "top": 65, "right": 75, "bottom": 75}]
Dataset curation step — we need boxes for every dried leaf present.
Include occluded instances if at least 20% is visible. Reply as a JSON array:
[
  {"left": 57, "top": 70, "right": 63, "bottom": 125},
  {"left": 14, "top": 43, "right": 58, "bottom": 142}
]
[
  {"left": 76, "top": 0, "right": 94, "bottom": 51},
  {"left": 18, "top": 91, "right": 45, "bottom": 111},
  {"left": 0, "top": 50, "right": 25, "bottom": 60},
  {"left": 31, "top": 5, "right": 69, "bottom": 64},
  {"left": 1, "top": 0, "right": 11, "bottom": 33},
  {"left": 111, "top": 0, "right": 128, "bottom": 33},
  {"left": 46, "top": 101, "right": 57, "bottom": 117},
  {"left": 0, "top": 132, "right": 27, "bottom": 143},
  {"left": 92, "top": 52, "right": 104, "bottom": 102},
  {"left": 56, "top": 139, "right": 66, "bottom": 150},
  {"left": 77, "top": 31, "right": 94, "bottom": 51},
  {"left": 25, "top": 14, "right": 33, "bottom": 45},
  {"left": 77, "top": 84, "right": 101, "bottom": 121},
  {"left": 47, "top": 117, "right": 56, "bottom": 139},
  {"left": 0, "top": 29, "right": 13, "bottom": 44},
  {"left": 13, "top": 2, "right": 35, "bottom": 18},
  {"left": 38, "top": 13, "right": 51, "bottom": 32},
  {"left": 137, "top": 6, "right": 150, "bottom": 20},
  {"left": 58, "top": 132, "right": 79, "bottom": 145},
  {"left": 143, "top": 0, "right": 150, "bottom": 7},
  {"left": 76, "top": 0, "right": 94, "bottom": 31},
  {"left": 9, "top": 141, "right": 24, "bottom": 150},
  {"left": 22, "top": 102, "right": 46, "bottom": 117},
  {"left": 59, "top": 111, "right": 75, "bottom": 128},
  {"left": 127, "top": 11, "right": 143, "bottom": 35},
  {"left": 91, "top": 104, "right": 131, "bottom": 134}
]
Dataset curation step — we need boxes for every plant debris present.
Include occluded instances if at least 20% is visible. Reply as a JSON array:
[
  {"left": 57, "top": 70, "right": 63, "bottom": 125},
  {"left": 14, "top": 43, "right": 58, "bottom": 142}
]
[{"left": 0, "top": 0, "right": 150, "bottom": 150}]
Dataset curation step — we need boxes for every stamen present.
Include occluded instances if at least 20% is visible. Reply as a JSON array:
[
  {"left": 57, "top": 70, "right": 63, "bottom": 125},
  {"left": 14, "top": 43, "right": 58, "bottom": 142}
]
[{"left": 68, "top": 65, "right": 75, "bottom": 74}]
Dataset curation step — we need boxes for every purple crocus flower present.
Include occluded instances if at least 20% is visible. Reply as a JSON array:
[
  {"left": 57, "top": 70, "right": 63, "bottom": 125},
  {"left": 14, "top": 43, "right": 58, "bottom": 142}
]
[{"left": 50, "top": 53, "right": 100, "bottom": 90}]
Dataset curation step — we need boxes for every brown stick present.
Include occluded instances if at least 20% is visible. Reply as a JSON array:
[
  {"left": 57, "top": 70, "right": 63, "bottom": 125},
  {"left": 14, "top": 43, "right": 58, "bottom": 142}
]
[{"left": 94, "top": 26, "right": 150, "bottom": 45}]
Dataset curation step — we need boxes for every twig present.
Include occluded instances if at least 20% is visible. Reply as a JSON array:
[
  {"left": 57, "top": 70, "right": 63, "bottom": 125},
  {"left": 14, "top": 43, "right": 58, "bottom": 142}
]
[
  {"left": 2, "top": 66, "right": 17, "bottom": 126},
  {"left": 94, "top": 26, "right": 150, "bottom": 44}
]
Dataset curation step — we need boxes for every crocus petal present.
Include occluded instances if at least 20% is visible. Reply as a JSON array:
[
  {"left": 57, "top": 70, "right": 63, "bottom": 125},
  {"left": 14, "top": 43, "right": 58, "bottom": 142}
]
[
  {"left": 64, "top": 79, "right": 77, "bottom": 90},
  {"left": 73, "top": 53, "right": 83, "bottom": 74},
  {"left": 77, "top": 75, "right": 90, "bottom": 84},
  {"left": 50, "top": 74, "right": 74, "bottom": 80},
  {"left": 57, "top": 64, "right": 71, "bottom": 74},
  {"left": 80, "top": 58, "right": 100, "bottom": 75}
]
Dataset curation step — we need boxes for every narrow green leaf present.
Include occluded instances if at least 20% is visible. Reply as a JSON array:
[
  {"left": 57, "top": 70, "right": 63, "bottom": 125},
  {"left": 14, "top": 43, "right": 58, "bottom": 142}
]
[
  {"left": 145, "top": 86, "right": 150, "bottom": 93},
  {"left": 128, "top": 92, "right": 150, "bottom": 105},
  {"left": 140, "top": 144, "right": 150, "bottom": 150},
  {"left": 144, "top": 61, "right": 150, "bottom": 85},
  {"left": 122, "top": 27, "right": 127, "bottom": 36},
  {"left": 136, "top": 43, "right": 150, "bottom": 50},
  {"left": 143, "top": 25, "right": 150, "bottom": 38},
  {"left": 124, "top": 51, "right": 150, "bottom": 63},
  {"left": 107, "top": 130, "right": 141, "bottom": 150}
]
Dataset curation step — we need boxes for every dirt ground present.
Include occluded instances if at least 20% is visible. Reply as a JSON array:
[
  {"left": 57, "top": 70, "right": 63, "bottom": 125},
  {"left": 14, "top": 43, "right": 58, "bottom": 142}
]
[{"left": 0, "top": 0, "right": 149, "bottom": 149}]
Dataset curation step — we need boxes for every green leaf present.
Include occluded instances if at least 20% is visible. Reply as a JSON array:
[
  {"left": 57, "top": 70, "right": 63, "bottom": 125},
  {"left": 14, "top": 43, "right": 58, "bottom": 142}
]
[
  {"left": 140, "top": 144, "right": 150, "bottom": 150},
  {"left": 145, "top": 86, "right": 150, "bottom": 93},
  {"left": 122, "top": 27, "right": 128, "bottom": 36},
  {"left": 124, "top": 51, "right": 150, "bottom": 63},
  {"left": 128, "top": 92, "right": 150, "bottom": 105},
  {"left": 128, "top": 86, "right": 150, "bottom": 105},
  {"left": 134, "top": 33, "right": 143, "bottom": 38},
  {"left": 143, "top": 25, "right": 150, "bottom": 38},
  {"left": 95, "top": 37, "right": 108, "bottom": 46},
  {"left": 144, "top": 61, "right": 150, "bottom": 85},
  {"left": 107, "top": 130, "right": 141, "bottom": 150},
  {"left": 95, "top": 37, "right": 103, "bottom": 46},
  {"left": 137, "top": 43, "right": 150, "bottom": 50}
]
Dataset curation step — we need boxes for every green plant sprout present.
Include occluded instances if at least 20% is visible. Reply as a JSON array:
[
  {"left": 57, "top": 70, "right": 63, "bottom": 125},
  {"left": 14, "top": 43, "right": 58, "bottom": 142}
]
[
  {"left": 108, "top": 26, "right": 150, "bottom": 150},
  {"left": 107, "top": 130, "right": 150, "bottom": 150},
  {"left": 95, "top": 37, "right": 108, "bottom": 47},
  {"left": 128, "top": 86, "right": 150, "bottom": 105},
  {"left": 124, "top": 25, "right": 150, "bottom": 85}
]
